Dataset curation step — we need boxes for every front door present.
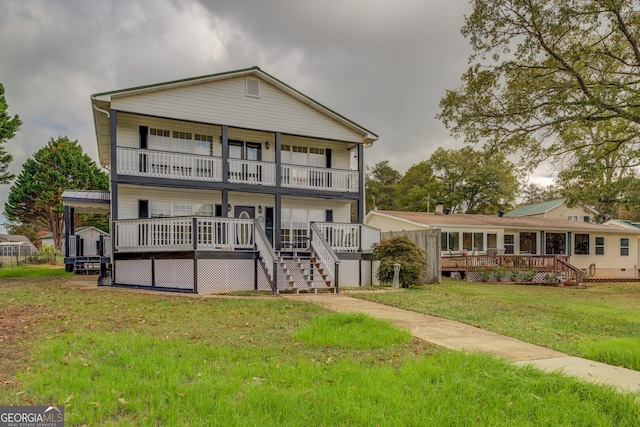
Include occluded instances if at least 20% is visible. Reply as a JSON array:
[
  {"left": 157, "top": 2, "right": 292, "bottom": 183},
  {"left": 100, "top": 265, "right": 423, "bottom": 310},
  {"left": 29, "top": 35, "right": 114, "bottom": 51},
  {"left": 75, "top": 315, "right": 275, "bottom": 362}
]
[{"left": 234, "top": 206, "right": 255, "bottom": 246}]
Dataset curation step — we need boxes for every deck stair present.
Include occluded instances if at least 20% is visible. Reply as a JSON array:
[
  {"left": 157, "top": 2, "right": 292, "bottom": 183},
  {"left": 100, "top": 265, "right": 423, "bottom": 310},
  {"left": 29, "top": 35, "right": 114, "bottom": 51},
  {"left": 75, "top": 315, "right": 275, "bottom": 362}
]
[
  {"left": 73, "top": 256, "right": 101, "bottom": 274},
  {"left": 273, "top": 250, "right": 335, "bottom": 293}
]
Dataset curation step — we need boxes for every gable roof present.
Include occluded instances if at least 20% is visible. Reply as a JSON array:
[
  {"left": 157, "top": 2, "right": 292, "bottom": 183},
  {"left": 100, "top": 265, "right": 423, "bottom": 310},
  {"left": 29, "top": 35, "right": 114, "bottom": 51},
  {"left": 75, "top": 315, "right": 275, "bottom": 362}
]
[
  {"left": 0, "top": 234, "right": 34, "bottom": 244},
  {"left": 91, "top": 66, "right": 378, "bottom": 165},
  {"left": 505, "top": 199, "right": 566, "bottom": 217},
  {"left": 367, "top": 210, "right": 638, "bottom": 233},
  {"left": 40, "top": 226, "right": 109, "bottom": 240}
]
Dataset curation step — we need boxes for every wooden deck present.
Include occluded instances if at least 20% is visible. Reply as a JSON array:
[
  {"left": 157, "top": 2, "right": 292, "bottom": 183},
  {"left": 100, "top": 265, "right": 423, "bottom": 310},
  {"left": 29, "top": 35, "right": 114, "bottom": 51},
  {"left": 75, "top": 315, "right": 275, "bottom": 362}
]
[{"left": 442, "top": 255, "right": 583, "bottom": 286}]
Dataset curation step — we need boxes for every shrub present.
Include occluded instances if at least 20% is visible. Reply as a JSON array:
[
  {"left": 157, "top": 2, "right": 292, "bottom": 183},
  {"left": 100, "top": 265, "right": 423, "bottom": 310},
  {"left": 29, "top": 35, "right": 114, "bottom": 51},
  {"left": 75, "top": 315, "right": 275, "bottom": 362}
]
[{"left": 373, "top": 236, "right": 427, "bottom": 287}]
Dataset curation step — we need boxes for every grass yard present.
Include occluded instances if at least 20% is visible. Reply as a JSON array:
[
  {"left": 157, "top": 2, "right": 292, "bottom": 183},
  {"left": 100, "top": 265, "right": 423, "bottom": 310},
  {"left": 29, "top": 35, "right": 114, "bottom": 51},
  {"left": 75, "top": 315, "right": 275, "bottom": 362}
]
[
  {"left": 0, "top": 276, "right": 639, "bottom": 426},
  {"left": 351, "top": 280, "right": 640, "bottom": 370}
]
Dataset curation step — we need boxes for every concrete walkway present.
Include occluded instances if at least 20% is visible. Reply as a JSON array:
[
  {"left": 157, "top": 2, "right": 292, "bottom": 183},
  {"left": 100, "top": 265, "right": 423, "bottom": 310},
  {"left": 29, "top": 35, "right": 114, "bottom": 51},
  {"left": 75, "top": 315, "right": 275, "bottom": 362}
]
[{"left": 284, "top": 293, "right": 640, "bottom": 393}]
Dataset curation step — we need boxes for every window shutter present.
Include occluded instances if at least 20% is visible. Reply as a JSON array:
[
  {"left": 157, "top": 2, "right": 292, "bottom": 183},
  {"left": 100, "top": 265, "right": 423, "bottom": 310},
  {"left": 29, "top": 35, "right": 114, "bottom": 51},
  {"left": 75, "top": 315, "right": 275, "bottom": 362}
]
[
  {"left": 325, "top": 210, "right": 333, "bottom": 222},
  {"left": 138, "top": 200, "right": 149, "bottom": 218},
  {"left": 139, "top": 126, "right": 148, "bottom": 149}
]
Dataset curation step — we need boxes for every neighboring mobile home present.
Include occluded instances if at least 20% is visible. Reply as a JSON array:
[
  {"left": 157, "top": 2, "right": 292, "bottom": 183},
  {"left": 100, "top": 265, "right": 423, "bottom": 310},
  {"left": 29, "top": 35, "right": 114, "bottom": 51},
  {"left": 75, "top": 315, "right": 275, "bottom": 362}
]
[
  {"left": 64, "top": 66, "right": 380, "bottom": 293},
  {"left": 366, "top": 210, "right": 640, "bottom": 280}
]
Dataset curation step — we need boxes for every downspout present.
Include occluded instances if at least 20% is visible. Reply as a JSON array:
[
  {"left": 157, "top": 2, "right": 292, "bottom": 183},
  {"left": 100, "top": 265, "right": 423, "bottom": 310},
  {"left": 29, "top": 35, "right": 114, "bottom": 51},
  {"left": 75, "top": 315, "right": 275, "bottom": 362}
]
[{"left": 93, "top": 104, "right": 111, "bottom": 119}]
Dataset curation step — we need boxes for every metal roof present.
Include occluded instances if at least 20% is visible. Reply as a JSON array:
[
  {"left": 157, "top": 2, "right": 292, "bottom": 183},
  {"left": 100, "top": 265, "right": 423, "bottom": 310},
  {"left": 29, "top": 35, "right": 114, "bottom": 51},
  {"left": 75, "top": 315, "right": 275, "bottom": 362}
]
[
  {"left": 505, "top": 199, "right": 565, "bottom": 217},
  {"left": 62, "top": 190, "right": 110, "bottom": 214}
]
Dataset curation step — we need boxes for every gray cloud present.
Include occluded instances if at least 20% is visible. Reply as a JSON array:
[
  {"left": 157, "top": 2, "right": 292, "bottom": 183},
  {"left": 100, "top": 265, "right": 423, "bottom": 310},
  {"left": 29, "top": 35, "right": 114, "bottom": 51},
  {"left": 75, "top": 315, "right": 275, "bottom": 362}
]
[{"left": 0, "top": 0, "right": 475, "bottom": 229}]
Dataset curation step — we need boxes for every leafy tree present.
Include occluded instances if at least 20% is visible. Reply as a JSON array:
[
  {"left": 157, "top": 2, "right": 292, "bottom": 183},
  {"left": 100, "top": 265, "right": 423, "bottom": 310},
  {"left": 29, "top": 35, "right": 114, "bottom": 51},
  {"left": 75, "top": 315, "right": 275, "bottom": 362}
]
[
  {"left": 438, "top": 0, "right": 640, "bottom": 170},
  {"left": 4, "top": 137, "right": 109, "bottom": 251},
  {"left": 554, "top": 122, "right": 640, "bottom": 221},
  {"left": 395, "top": 161, "right": 441, "bottom": 212},
  {"left": 519, "top": 183, "right": 561, "bottom": 205},
  {"left": 0, "top": 83, "right": 21, "bottom": 183},
  {"left": 427, "top": 147, "right": 520, "bottom": 214},
  {"left": 373, "top": 236, "right": 427, "bottom": 287},
  {"left": 365, "top": 161, "right": 401, "bottom": 211}
]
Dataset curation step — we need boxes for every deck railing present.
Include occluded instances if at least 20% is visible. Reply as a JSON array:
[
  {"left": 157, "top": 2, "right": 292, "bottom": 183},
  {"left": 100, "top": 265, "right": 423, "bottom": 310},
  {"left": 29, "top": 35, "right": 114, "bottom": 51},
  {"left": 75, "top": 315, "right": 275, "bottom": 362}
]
[
  {"left": 254, "top": 219, "right": 278, "bottom": 290},
  {"left": 118, "top": 147, "right": 360, "bottom": 193},
  {"left": 117, "top": 147, "right": 224, "bottom": 181},
  {"left": 114, "top": 217, "right": 255, "bottom": 252},
  {"left": 442, "top": 255, "right": 583, "bottom": 285},
  {"left": 310, "top": 223, "right": 340, "bottom": 286},
  {"left": 281, "top": 164, "right": 358, "bottom": 193},
  {"left": 228, "top": 159, "right": 276, "bottom": 186},
  {"left": 314, "top": 223, "right": 380, "bottom": 252}
]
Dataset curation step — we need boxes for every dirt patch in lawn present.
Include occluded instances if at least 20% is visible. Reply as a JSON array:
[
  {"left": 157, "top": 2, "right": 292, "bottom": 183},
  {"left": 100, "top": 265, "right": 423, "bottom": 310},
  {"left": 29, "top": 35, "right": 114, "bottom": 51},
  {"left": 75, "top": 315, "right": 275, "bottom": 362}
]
[{"left": 0, "top": 303, "right": 54, "bottom": 392}]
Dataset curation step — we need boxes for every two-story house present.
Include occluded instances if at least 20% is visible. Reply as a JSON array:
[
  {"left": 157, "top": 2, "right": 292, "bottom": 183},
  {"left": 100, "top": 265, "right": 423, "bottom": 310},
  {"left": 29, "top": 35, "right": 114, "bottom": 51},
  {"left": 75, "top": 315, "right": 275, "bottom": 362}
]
[{"left": 64, "top": 66, "right": 380, "bottom": 293}]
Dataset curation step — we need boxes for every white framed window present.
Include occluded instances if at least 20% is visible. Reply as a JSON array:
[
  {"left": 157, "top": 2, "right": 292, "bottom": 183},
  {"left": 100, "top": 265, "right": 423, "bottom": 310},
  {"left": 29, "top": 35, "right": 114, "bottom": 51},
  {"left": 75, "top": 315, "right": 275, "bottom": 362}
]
[
  {"left": 173, "top": 202, "right": 193, "bottom": 217},
  {"left": 172, "top": 131, "right": 193, "bottom": 153},
  {"left": 462, "top": 232, "right": 484, "bottom": 251},
  {"left": 595, "top": 237, "right": 604, "bottom": 255},
  {"left": 621, "top": 238, "right": 630, "bottom": 256},
  {"left": 150, "top": 200, "right": 171, "bottom": 218},
  {"left": 567, "top": 215, "right": 578, "bottom": 221},
  {"left": 441, "top": 232, "right": 460, "bottom": 252},
  {"left": 194, "top": 134, "right": 213, "bottom": 156},
  {"left": 194, "top": 203, "right": 214, "bottom": 216},
  {"left": 504, "top": 234, "right": 515, "bottom": 254},
  {"left": 574, "top": 233, "right": 589, "bottom": 255},
  {"left": 149, "top": 128, "right": 171, "bottom": 151}
]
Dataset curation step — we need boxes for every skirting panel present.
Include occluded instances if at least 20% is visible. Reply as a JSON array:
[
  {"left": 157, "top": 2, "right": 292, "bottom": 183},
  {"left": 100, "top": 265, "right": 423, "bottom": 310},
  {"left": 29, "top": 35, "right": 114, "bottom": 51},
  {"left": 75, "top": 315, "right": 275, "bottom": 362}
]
[
  {"left": 360, "top": 260, "right": 372, "bottom": 286},
  {"left": 115, "top": 260, "right": 153, "bottom": 286},
  {"left": 155, "top": 259, "right": 194, "bottom": 290},
  {"left": 372, "top": 260, "right": 381, "bottom": 285},
  {"left": 339, "top": 260, "right": 360, "bottom": 286},
  {"left": 197, "top": 259, "right": 255, "bottom": 294}
]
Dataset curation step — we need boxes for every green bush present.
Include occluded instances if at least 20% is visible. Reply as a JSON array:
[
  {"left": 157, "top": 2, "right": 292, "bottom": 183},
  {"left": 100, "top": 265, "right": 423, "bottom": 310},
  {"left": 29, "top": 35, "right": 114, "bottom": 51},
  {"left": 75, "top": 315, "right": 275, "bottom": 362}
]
[{"left": 373, "top": 236, "right": 426, "bottom": 287}]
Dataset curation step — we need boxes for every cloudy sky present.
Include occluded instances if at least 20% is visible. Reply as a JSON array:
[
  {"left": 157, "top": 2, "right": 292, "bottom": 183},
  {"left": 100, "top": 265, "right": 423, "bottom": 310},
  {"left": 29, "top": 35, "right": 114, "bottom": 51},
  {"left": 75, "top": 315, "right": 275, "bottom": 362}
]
[{"left": 0, "top": 0, "right": 553, "bottom": 230}]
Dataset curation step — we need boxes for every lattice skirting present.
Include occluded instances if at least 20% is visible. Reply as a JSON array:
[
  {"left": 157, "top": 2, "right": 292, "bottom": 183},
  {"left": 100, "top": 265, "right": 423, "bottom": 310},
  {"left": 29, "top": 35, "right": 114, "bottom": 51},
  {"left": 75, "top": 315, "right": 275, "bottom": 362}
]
[
  {"left": 197, "top": 259, "right": 271, "bottom": 294},
  {"left": 113, "top": 258, "right": 270, "bottom": 294},
  {"left": 115, "top": 260, "right": 153, "bottom": 286}
]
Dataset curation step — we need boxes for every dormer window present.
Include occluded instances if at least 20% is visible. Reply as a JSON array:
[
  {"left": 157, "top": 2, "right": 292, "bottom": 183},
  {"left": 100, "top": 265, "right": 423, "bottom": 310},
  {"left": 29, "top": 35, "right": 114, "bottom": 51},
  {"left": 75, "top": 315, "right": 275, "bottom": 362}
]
[{"left": 246, "top": 77, "right": 260, "bottom": 97}]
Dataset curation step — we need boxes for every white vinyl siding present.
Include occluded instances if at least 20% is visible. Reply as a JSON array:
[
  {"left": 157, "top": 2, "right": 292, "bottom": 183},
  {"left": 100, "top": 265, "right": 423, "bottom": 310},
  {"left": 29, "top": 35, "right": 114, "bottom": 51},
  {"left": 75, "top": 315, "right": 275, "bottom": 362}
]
[
  {"left": 111, "top": 76, "right": 364, "bottom": 143},
  {"left": 118, "top": 185, "right": 222, "bottom": 220},
  {"left": 116, "top": 113, "right": 223, "bottom": 156}
]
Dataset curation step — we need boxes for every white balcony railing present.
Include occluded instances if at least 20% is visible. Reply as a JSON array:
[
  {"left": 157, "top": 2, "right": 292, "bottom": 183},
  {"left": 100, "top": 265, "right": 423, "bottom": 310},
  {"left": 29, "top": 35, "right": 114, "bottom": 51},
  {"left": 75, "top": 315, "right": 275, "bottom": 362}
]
[
  {"left": 114, "top": 217, "right": 255, "bottom": 252},
  {"left": 281, "top": 164, "right": 359, "bottom": 192},
  {"left": 117, "top": 147, "right": 223, "bottom": 181},
  {"left": 314, "top": 223, "right": 380, "bottom": 253},
  {"left": 228, "top": 159, "right": 276, "bottom": 186},
  {"left": 117, "top": 148, "right": 359, "bottom": 192}
]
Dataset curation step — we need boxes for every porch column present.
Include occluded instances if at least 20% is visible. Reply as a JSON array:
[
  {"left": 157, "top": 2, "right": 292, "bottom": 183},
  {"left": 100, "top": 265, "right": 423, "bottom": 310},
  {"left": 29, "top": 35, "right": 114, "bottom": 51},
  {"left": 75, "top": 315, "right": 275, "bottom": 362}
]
[
  {"left": 64, "top": 206, "right": 72, "bottom": 258},
  {"left": 275, "top": 132, "right": 281, "bottom": 188},
  {"left": 357, "top": 143, "right": 364, "bottom": 223},
  {"left": 222, "top": 190, "right": 229, "bottom": 218},
  {"left": 221, "top": 125, "right": 229, "bottom": 184},
  {"left": 275, "top": 193, "right": 282, "bottom": 250},
  {"left": 221, "top": 125, "right": 229, "bottom": 217}
]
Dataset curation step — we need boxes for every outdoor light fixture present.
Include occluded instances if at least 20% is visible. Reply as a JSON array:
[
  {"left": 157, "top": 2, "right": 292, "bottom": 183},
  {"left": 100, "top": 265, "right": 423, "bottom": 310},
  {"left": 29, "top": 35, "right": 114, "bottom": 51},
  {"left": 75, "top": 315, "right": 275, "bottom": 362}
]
[
  {"left": 265, "top": 141, "right": 270, "bottom": 149},
  {"left": 258, "top": 205, "right": 263, "bottom": 214}
]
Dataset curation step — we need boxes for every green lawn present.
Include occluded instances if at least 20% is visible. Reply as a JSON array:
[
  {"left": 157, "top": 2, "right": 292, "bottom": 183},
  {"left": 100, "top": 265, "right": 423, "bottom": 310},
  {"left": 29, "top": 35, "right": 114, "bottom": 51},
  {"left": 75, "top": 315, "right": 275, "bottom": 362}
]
[
  {"left": 0, "top": 276, "right": 639, "bottom": 426},
  {"left": 351, "top": 280, "right": 640, "bottom": 369}
]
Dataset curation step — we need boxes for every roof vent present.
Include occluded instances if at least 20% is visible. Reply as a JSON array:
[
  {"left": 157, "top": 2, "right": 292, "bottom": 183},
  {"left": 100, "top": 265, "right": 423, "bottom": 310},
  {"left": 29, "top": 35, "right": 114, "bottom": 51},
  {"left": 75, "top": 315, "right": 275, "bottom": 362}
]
[{"left": 246, "top": 77, "right": 260, "bottom": 97}]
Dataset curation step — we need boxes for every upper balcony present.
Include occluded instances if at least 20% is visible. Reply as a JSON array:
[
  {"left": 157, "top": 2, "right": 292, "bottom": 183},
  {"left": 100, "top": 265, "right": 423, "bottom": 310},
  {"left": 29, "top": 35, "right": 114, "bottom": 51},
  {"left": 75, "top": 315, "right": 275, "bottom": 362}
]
[{"left": 116, "top": 147, "right": 359, "bottom": 193}]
